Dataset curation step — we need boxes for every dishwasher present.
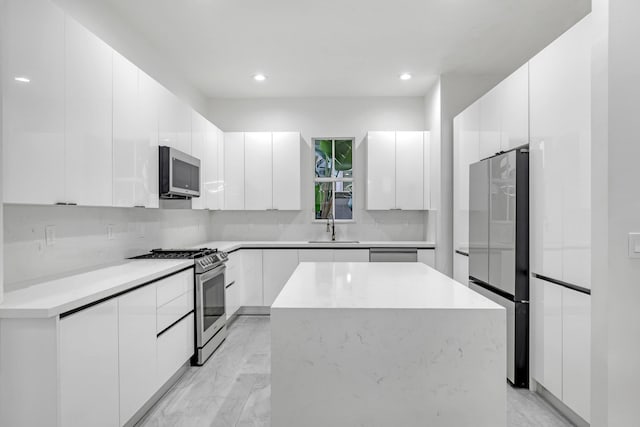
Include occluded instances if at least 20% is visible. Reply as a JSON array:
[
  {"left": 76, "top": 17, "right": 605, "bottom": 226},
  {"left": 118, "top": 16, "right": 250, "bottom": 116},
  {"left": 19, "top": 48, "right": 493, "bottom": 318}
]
[{"left": 369, "top": 248, "right": 418, "bottom": 262}]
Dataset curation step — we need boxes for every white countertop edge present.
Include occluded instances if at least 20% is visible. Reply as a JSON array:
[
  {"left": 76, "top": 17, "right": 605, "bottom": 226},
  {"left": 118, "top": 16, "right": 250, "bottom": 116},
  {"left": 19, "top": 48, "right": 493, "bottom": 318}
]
[
  {"left": 199, "top": 240, "right": 436, "bottom": 253},
  {"left": 0, "top": 260, "right": 193, "bottom": 319}
]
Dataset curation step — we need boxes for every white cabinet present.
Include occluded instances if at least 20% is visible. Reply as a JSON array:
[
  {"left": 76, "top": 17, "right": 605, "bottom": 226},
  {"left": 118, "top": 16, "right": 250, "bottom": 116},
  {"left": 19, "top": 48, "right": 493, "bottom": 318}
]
[
  {"left": 60, "top": 299, "right": 119, "bottom": 427},
  {"left": 367, "top": 131, "right": 429, "bottom": 210},
  {"left": 500, "top": 64, "right": 529, "bottom": 151},
  {"left": 272, "top": 132, "right": 302, "bottom": 210},
  {"left": 225, "top": 251, "right": 242, "bottom": 318},
  {"left": 562, "top": 288, "right": 591, "bottom": 422},
  {"left": 478, "top": 86, "right": 501, "bottom": 159},
  {"left": 532, "top": 278, "right": 591, "bottom": 422},
  {"left": 190, "top": 111, "right": 208, "bottom": 210},
  {"left": 395, "top": 131, "right": 424, "bottom": 210},
  {"left": 158, "top": 86, "right": 191, "bottom": 155},
  {"left": 298, "top": 249, "right": 334, "bottom": 262},
  {"left": 157, "top": 312, "right": 194, "bottom": 387},
  {"left": 2, "top": 0, "right": 66, "bottom": 205},
  {"left": 532, "top": 278, "right": 563, "bottom": 398},
  {"left": 118, "top": 284, "right": 157, "bottom": 425},
  {"left": 366, "top": 131, "right": 396, "bottom": 210},
  {"left": 334, "top": 249, "right": 369, "bottom": 262},
  {"left": 417, "top": 249, "right": 435, "bottom": 268},
  {"left": 224, "top": 132, "right": 245, "bottom": 210},
  {"left": 263, "top": 250, "right": 299, "bottom": 306},
  {"left": 530, "top": 16, "right": 591, "bottom": 289},
  {"left": 113, "top": 53, "right": 158, "bottom": 209},
  {"left": 241, "top": 249, "right": 264, "bottom": 306},
  {"left": 204, "top": 122, "right": 223, "bottom": 210},
  {"left": 64, "top": 17, "right": 113, "bottom": 207},
  {"left": 453, "top": 252, "right": 469, "bottom": 285},
  {"left": 245, "top": 132, "right": 273, "bottom": 210}
]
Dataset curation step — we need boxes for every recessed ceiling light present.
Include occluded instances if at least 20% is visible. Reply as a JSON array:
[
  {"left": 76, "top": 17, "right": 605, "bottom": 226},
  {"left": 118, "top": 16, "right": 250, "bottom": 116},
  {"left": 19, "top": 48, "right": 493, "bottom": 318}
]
[
  {"left": 399, "top": 73, "right": 412, "bottom": 81},
  {"left": 14, "top": 76, "right": 30, "bottom": 83},
  {"left": 253, "top": 74, "right": 267, "bottom": 82}
]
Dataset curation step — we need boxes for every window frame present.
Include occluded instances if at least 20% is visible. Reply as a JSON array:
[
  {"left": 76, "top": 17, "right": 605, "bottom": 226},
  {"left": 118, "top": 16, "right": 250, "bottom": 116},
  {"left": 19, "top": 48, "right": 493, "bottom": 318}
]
[{"left": 312, "top": 137, "right": 355, "bottom": 223}]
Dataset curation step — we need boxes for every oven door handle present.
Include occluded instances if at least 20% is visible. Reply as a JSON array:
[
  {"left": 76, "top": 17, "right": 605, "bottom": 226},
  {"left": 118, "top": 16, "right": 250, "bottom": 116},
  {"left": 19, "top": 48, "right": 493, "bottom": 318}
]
[{"left": 198, "top": 265, "right": 226, "bottom": 283}]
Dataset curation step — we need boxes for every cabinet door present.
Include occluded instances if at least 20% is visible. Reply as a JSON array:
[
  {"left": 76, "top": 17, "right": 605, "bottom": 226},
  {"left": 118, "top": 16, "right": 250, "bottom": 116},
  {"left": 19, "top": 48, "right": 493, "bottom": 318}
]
[
  {"left": 417, "top": 249, "right": 435, "bottom": 268},
  {"left": 241, "top": 249, "right": 264, "bottom": 306},
  {"left": 204, "top": 122, "right": 220, "bottom": 210},
  {"left": 453, "top": 252, "right": 469, "bottom": 285},
  {"left": 530, "top": 16, "right": 591, "bottom": 286},
  {"left": 60, "top": 300, "right": 119, "bottom": 427},
  {"left": 225, "top": 252, "right": 242, "bottom": 318},
  {"left": 395, "top": 131, "right": 424, "bottom": 210},
  {"left": 216, "top": 128, "right": 226, "bottom": 209},
  {"left": 478, "top": 87, "right": 501, "bottom": 159},
  {"left": 272, "top": 132, "right": 301, "bottom": 210},
  {"left": 137, "top": 70, "right": 161, "bottom": 208},
  {"left": 190, "top": 111, "right": 208, "bottom": 210},
  {"left": 118, "top": 284, "right": 157, "bottom": 425},
  {"left": 366, "top": 131, "right": 396, "bottom": 210},
  {"left": 113, "top": 52, "right": 139, "bottom": 208},
  {"left": 298, "top": 249, "right": 334, "bottom": 262},
  {"left": 423, "top": 131, "right": 432, "bottom": 210},
  {"left": 224, "top": 132, "right": 245, "bottom": 209},
  {"left": 562, "top": 289, "right": 591, "bottom": 422},
  {"left": 64, "top": 17, "right": 113, "bottom": 206},
  {"left": 263, "top": 250, "right": 299, "bottom": 306},
  {"left": 2, "top": 0, "right": 66, "bottom": 205},
  {"left": 333, "top": 249, "right": 369, "bottom": 262},
  {"left": 158, "top": 86, "right": 191, "bottom": 154},
  {"left": 157, "top": 312, "right": 194, "bottom": 387},
  {"left": 245, "top": 132, "right": 273, "bottom": 210},
  {"left": 500, "top": 63, "right": 529, "bottom": 151},
  {"left": 532, "top": 278, "right": 563, "bottom": 398}
]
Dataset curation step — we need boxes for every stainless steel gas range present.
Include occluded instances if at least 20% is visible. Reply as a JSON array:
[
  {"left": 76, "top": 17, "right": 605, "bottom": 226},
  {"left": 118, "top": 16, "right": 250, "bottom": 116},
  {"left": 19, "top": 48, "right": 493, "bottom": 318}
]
[{"left": 132, "top": 248, "right": 228, "bottom": 365}]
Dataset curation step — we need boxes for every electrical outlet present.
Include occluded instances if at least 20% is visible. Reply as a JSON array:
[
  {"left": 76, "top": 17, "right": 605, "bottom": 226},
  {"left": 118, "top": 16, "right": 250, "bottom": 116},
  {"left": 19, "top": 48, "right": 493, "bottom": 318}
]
[
  {"left": 45, "top": 225, "right": 56, "bottom": 246},
  {"left": 107, "top": 224, "right": 114, "bottom": 240}
]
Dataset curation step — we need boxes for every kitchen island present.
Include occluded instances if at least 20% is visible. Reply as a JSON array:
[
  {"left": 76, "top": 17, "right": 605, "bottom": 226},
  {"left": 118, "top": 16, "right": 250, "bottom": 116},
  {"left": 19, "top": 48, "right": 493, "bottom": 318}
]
[{"left": 271, "top": 262, "right": 506, "bottom": 427}]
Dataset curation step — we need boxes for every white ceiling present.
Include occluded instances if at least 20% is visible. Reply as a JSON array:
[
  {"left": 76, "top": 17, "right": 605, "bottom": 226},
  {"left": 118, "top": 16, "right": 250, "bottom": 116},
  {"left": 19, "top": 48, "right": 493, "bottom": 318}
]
[{"left": 101, "top": 0, "right": 590, "bottom": 98}]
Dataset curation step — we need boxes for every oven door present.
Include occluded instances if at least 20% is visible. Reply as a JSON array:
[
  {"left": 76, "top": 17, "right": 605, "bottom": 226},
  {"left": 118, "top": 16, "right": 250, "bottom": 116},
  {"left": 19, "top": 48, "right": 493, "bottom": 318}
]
[{"left": 195, "top": 265, "right": 226, "bottom": 346}]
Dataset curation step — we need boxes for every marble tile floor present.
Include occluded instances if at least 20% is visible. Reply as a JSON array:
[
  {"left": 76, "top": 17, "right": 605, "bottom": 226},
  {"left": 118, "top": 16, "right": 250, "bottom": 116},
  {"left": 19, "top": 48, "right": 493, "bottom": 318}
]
[{"left": 137, "top": 315, "right": 575, "bottom": 427}]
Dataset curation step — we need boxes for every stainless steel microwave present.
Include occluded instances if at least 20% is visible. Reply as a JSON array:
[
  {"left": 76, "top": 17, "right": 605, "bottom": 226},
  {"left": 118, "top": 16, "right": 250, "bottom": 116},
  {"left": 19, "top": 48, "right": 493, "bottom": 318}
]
[{"left": 159, "top": 146, "right": 201, "bottom": 199}]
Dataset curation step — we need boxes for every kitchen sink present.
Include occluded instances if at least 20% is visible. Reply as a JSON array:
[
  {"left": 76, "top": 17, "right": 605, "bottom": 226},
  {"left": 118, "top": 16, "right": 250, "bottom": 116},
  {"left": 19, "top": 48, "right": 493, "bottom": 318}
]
[{"left": 307, "top": 240, "right": 360, "bottom": 244}]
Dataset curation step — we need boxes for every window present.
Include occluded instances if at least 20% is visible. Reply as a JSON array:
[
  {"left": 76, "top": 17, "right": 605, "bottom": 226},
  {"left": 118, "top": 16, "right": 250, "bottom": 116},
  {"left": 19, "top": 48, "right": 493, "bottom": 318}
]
[{"left": 314, "top": 138, "right": 354, "bottom": 220}]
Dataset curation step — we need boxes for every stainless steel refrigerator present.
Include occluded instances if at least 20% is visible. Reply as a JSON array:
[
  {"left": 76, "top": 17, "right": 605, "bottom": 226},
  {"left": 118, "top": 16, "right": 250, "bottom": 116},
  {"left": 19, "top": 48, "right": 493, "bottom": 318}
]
[{"left": 468, "top": 147, "right": 529, "bottom": 387}]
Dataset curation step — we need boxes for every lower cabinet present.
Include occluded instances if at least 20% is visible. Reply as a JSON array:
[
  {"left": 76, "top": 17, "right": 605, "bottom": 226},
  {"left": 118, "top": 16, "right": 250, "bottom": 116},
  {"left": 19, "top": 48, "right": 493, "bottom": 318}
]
[
  {"left": 242, "top": 250, "right": 264, "bottom": 306},
  {"left": 532, "top": 278, "right": 591, "bottom": 422},
  {"left": 118, "top": 284, "right": 157, "bottom": 425},
  {"left": 417, "top": 249, "right": 436, "bottom": 268},
  {"left": 298, "top": 249, "right": 334, "bottom": 262},
  {"left": 60, "top": 299, "right": 120, "bottom": 427},
  {"left": 157, "top": 312, "right": 194, "bottom": 387},
  {"left": 225, "top": 251, "right": 242, "bottom": 318},
  {"left": 334, "top": 249, "right": 369, "bottom": 262},
  {"left": 263, "top": 250, "right": 299, "bottom": 306},
  {"left": 453, "top": 252, "right": 469, "bottom": 285}
]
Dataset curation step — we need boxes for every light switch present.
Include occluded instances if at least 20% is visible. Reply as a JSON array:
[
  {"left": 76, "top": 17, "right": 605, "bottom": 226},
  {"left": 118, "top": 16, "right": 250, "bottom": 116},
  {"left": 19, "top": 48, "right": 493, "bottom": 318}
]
[{"left": 628, "top": 233, "right": 640, "bottom": 258}]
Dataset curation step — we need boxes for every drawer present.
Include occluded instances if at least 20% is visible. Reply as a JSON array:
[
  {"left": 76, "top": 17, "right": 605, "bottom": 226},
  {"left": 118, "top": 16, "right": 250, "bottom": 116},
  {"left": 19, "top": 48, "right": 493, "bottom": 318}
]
[
  {"left": 156, "top": 269, "right": 193, "bottom": 308},
  {"left": 157, "top": 312, "right": 194, "bottom": 387},
  {"left": 156, "top": 290, "right": 194, "bottom": 333}
]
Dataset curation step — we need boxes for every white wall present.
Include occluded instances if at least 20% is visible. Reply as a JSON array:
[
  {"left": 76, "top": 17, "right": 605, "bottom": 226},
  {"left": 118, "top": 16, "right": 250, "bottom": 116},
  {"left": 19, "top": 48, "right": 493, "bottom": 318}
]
[
  {"left": 0, "top": 0, "right": 4, "bottom": 303},
  {"left": 3, "top": 205, "right": 211, "bottom": 291},
  {"left": 591, "top": 0, "right": 640, "bottom": 425},
  {"left": 207, "top": 97, "right": 431, "bottom": 242}
]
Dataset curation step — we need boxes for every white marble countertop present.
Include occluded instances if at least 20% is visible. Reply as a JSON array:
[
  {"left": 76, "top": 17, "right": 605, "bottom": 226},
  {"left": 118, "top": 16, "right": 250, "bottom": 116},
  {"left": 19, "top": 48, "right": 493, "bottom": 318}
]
[
  {"left": 272, "top": 262, "right": 503, "bottom": 310},
  {"left": 196, "top": 240, "right": 436, "bottom": 253},
  {"left": 0, "top": 259, "right": 193, "bottom": 319}
]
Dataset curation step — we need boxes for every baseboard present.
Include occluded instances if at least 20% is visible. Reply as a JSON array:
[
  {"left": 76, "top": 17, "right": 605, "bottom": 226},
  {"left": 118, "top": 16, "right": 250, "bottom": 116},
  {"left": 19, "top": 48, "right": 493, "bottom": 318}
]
[
  {"left": 238, "top": 306, "right": 271, "bottom": 316},
  {"left": 535, "top": 381, "right": 589, "bottom": 427},
  {"left": 128, "top": 361, "right": 190, "bottom": 427}
]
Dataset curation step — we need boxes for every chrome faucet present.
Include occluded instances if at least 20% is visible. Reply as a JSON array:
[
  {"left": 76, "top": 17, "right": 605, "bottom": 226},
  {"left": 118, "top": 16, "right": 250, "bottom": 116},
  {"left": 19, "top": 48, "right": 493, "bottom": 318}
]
[{"left": 326, "top": 213, "right": 336, "bottom": 241}]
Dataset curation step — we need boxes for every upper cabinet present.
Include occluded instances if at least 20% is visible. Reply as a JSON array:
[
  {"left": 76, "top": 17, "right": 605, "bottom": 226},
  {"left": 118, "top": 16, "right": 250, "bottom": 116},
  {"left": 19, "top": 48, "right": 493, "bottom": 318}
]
[
  {"left": 204, "top": 123, "right": 224, "bottom": 210},
  {"left": 478, "top": 63, "right": 528, "bottom": 159},
  {"left": 190, "top": 111, "right": 208, "bottom": 210},
  {"left": 64, "top": 17, "right": 113, "bottom": 207},
  {"left": 530, "top": 16, "right": 592, "bottom": 289},
  {"left": 158, "top": 86, "right": 191, "bottom": 155},
  {"left": 2, "top": 0, "right": 66, "bottom": 205},
  {"left": 223, "top": 131, "right": 301, "bottom": 211},
  {"left": 366, "top": 131, "right": 430, "bottom": 210}
]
